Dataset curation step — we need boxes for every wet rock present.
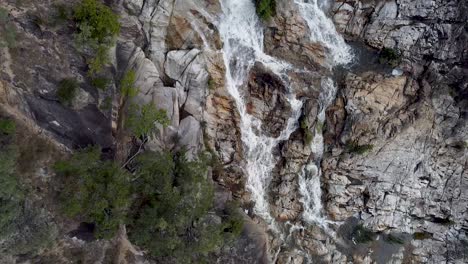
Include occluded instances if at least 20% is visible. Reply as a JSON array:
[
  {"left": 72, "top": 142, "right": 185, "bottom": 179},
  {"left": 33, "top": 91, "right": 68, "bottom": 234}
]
[{"left": 246, "top": 63, "right": 292, "bottom": 138}]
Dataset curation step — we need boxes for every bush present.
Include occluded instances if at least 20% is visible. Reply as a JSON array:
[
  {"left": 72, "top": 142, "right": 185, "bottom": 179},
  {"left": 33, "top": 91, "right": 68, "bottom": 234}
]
[
  {"left": 54, "top": 147, "right": 131, "bottom": 238},
  {"left": 74, "top": 0, "right": 120, "bottom": 44},
  {"left": 0, "top": 145, "right": 22, "bottom": 238},
  {"left": 352, "top": 224, "right": 376, "bottom": 243},
  {"left": 379, "top": 47, "right": 401, "bottom": 67},
  {"left": 413, "top": 232, "right": 432, "bottom": 240},
  {"left": 222, "top": 201, "right": 244, "bottom": 240},
  {"left": 128, "top": 151, "right": 240, "bottom": 261},
  {"left": 126, "top": 103, "right": 169, "bottom": 138},
  {"left": 345, "top": 141, "right": 374, "bottom": 155},
  {"left": 208, "top": 77, "right": 216, "bottom": 90},
  {"left": 0, "top": 119, "right": 16, "bottom": 135},
  {"left": 57, "top": 78, "right": 79, "bottom": 106},
  {"left": 0, "top": 8, "right": 17, "bottom": 48},
  {"left": 254, "top": 0, "right": 276, "bottom": 21},
  {"left": 385, "top": 234, "right": 404, "bottom": 244},
  {"left": 91, "top": 76, "right": 109, "bottom": 90},
  {"left": 74, "top": 0, "right": 120, "bottom": 74},
  {"left": 300, "top": 119, "right": 313, "bottom": 145},
  {"left": 120, "top": 70, "right": 138, "bottom": 98}
]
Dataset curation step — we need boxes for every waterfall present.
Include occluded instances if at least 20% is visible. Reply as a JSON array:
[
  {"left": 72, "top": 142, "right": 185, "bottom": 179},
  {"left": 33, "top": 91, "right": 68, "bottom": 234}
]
[
  {"left": 299, "top": 78, "right": 337, "bottom": 229},
  {"left": 294, "top": 0, "right": 353, "bottom": 228},
  {"left": 218, "top": 0, "right": 302, "bottom": 227},
  {"left": 218, "top": 0, "right": 352, "bottom": 255},
  {"left": 295, "top": 0, "right": 353, "bottom": 66}
]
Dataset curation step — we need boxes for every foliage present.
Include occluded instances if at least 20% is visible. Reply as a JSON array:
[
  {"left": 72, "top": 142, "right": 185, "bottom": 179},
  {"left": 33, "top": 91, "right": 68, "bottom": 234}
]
[
  {"left": 3, "top": 207, "right": 58, "bottom": 256},
  {"left": 222, "top": 201, "right": 244, "bottom": 240},
  {"left": 208, "top": 77, "right": 216, "bottom": 90},
  {"left": 91, "top": 76, "right": 109, "bottom": 90},
  {"left": 128, "top": 151, "right": 240, "bottom": 261},
  {"left": 379, "top": 47, "right": 401, "bottom": 67},
  {"left": 0, "top": 145, "right": 22, "bottom": 238},
  {"left": 345, "top": 141, "right": 374, "bottom": 155},
  {"left": 57, "top": 78, "right": 79, "bottom": 106},
  {"left": 54, "top": 3, "right": 70, "bottom": 22},
  {"left": 413, "top": 232, "right": 432, "bottom": 240},
  {"left": 54, "top": 147, "right": 131, "bottom": 238},
  {"left": 126, "top": 103, "right": 169, "bottom": 138},
  {"left": 300, "top": 119, "right": 313, "bottom": 145},
  {"left": 0, "top": 7, "right": 17, "bottom": 48},
  {"left": 88, "top": 44, "right": 111, "bottom": 75},
  {"left": 120, "top": 70, "right": 138, "bottom": 98},
  {"left": 74, "top": 0, "right": 120, "bottom": 45},
  {"left": 352, "top": 224, "right": 376, "bottom": 243},
  {"left": 74, "top": 0, "right": 120, "bottom": 74},
  {"left": 100, "top": 97, "right": 113, "bottom": 111},
  {"left": 254, "top": 0, "right": 276, "bottom": 20},
  {"left": 0, "top": 118, "right": 16, "bottom": 135},
  {"left": 385, "top": 234, "right": 404, "bottom": 244}
]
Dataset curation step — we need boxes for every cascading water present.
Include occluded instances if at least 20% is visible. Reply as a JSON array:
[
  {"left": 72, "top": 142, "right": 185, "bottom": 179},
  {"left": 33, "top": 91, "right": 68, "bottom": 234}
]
[
  {"left": 299, "top": 78, "right": 337, "bottom": 228},
  {"left": 294, "top": 0, "right": 353, "bottom": 229},
  {"left": 218, "top": 0, "right": 353, "bottom": 259},
  {"left": 218, "top": 0, "right": 302, "bottom": 227},
  {"left": 295, "top": 0, "right": 353, "bottom": 66}
]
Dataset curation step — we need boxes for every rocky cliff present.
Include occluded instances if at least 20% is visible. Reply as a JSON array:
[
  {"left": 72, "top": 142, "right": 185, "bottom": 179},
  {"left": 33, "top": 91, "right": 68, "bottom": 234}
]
[{"left": 0, "top": 0, "right": 466, "bottom": 263}]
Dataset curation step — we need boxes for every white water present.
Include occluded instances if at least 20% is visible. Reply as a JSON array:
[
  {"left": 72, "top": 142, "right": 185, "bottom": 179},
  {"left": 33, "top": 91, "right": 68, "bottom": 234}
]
[
  {"left": 218, "top": 0, "right": 352, "bottom": 255},
  {"left": 295, "top": 0, "right": 353, "bottom": 66},
  {"left": 219, "top": 0, "right": 302, "bottom": 227},
  {"left": 294, "top": 0, "right": 353, "bottom": 228},
  {"left": 299, "top": 78, "right": 337, "bottom": 229}
]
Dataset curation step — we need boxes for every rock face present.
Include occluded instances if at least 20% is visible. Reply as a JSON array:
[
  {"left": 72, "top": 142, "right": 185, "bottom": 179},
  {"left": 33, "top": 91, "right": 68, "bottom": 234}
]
[
  {"left": 1, "top": 0, "right": 467, "bottom": 263},
  {"left": 320, "top": 1, "right": 468, "bottom": 262},
  {"left": 332, "top": 0, "right": 468, "bottom": 63}
]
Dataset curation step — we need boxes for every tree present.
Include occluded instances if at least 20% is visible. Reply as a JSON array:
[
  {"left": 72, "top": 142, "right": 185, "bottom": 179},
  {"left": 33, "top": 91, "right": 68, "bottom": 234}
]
[
  {"left": 127, "top": 151, "right": 244, "bottom": 261},
  {"left": 126, "top": 103, "right": 169, "bottom": 139},
  {"left": 128, "top": 151, "right": 217, "bottom": 260},
  {"left": 73, "top": 0, "right": 120, "bottom": 74},
  {"left": 54, "top": 147, "right": 131, "bottom": 238}
]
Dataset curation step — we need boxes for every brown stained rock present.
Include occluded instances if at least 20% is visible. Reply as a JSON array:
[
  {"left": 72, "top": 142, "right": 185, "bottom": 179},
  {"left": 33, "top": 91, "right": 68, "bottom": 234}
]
[{"left": 246, "top": 63, "right": 292, "bottom": 138}]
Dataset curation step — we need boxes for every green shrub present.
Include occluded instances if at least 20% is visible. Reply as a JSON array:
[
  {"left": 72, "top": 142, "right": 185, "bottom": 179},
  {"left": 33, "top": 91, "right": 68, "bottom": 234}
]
[
  {"left": 208, "top": 77, "right": 216, "bottom": 90},
  {"left": 0, "top": 8, "right": 17, "bottom": 49},
  {"left": 379, "top": 47, "right": 401, "bottom": 67},
  {"left": 88, "top": 44, "right": 111, "bottom": 75},
  {"left": 352, "top": 224, "right": 376, "bottom": 243},
  {"left": 345, "top": 141, "right": 374, "bottom": 155},
  {"left": 0, "top": 119, "right": 16, "bottom": 135},
  {"left": 128, "top": 151, "right": 240, "bottom": 261},
  {"left": 57, "top": 78, "right": 79, "bottom": 105},
  {"left": 100, "top": 97, "right": 113, "bottom": 111},
  {"left": 300, "top": 119, "right": 313, "bottom": 145},
  {"left": 54, "top": 3, "right": 70, "bottom": 22},
  {"left": 254, "top": 0, "right": 276, "bottom": 21},
  {"left": 413, "top": 232, "right": 432, "bottom": 240},
  {"left": 74, "top": 0, "right": 120, "bottom": 44},
  {"left": 54, "top": 147, "right": 131, "bottom": 239},
  {"left": 222, "top": 201, "right": 244, "bottom": 240},
  {"left": 120, "top": 70, "right": 138, "bottom": 98},
  {"left": 91, "top": 76, "right": 109, "bottom": 90},
  {"left": 385, "top": 234, "right": 404, "bottom": 244},
  {"left": 0, "top": 146, "right": 22, "bottom": 238},
  {"left": 126, "top": 103, "right": 169, "bottom": 138},
  {"left": 74, "top": 0, "right": 120, "bottom": 74}
]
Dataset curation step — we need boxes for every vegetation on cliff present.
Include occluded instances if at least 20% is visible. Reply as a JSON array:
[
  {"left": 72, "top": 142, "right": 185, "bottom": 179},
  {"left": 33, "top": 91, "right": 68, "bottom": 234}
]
[
  {"left": 254, "top": 0, "right": 276, "bottom": 21},
  {"left": 55, "top": 148, "right": 243, "bottom": 261},
  {"left": 0, "top": 117, "right": 57, "bottom": 256},
  {"left": 73, "top": 0, "right": 120, "bottom": 74}
]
